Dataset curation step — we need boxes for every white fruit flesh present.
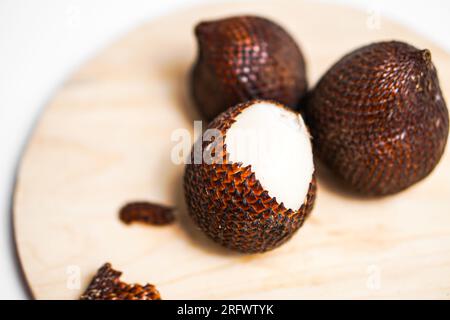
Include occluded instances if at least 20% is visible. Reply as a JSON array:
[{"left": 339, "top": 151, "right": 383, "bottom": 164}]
[{"left": 225, "top": 101, "right": 314, "bottom": 210}]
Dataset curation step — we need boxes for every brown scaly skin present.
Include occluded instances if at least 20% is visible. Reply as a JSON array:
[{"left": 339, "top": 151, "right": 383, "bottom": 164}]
[
  {"left": 184, "top": 100, "right": 316, "bottom": 253},
  {"left": 80, "top": 263, "right": 161, "bottom": 300},
  {"left": 305, "top": 41, "right": 449, "bottom": 196},
  {"left": 191, "top": 15, "right": 307, "bottom": 121}
]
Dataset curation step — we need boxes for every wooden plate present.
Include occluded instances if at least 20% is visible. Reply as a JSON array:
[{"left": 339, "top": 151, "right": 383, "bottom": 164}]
[{"left": 14, "top": 0, "right": 450, "bottom": 299}]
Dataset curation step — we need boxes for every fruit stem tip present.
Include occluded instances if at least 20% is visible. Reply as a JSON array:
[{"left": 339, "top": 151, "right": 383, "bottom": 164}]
[
  {"left": 194, "top": 21, "right": 211, "bottom": 38},
  {"left": 421, "top": 49, "right": 432, "bottom": 63}
]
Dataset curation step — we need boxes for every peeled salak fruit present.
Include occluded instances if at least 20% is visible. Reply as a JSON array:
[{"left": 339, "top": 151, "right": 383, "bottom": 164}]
[
  {"left": 191, "top": 15, "right": 307, "bottom": 121},
  {"left": 184, "top": 100, "right": 316, "bottom": 253},
  {"left": 305, "top": 41, "right": 449, "bottom": 195}
]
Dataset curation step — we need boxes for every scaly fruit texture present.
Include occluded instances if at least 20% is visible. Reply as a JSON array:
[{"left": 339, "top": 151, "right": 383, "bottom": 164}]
[
  {"left": 305, "top": 41, "right": 449, "bottom": 195},
  {"left": 184, "top": 100, "right": 316, "bottom": 253},
  {"left": 191, "top": 15, "right": 307, "bottom": 121},
  {"left": 80, "top": 263, "right": 161, "bottom": 300}
]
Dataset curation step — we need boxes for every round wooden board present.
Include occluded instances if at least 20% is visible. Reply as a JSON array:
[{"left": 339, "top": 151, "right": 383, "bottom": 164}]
[{"left": 14, "top": 0, "right": 450, "bottom": 299}]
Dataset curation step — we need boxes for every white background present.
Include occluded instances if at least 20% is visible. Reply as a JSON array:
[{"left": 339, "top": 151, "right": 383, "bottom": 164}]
[{"left": 1, "top": 0, "right": 449, "bottom": 299}]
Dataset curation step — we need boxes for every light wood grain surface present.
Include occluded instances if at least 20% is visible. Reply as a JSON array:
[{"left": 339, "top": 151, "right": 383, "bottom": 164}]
[{"left": 14, "top": 0, "right": 450, "bottom": 299}]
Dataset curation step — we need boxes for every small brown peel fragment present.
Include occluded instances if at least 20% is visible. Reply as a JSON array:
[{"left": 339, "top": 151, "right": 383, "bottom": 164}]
[
  {"left": 119, "top": 202, "right": 175, "bottom": 226},
  {"left": 80, "top": 263, "right": 161, "bottom": 300}
]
